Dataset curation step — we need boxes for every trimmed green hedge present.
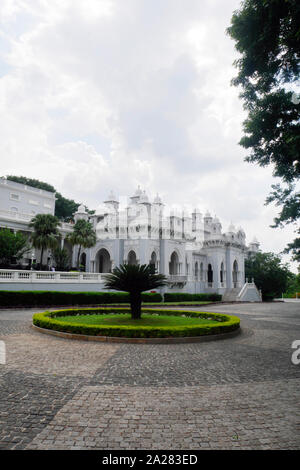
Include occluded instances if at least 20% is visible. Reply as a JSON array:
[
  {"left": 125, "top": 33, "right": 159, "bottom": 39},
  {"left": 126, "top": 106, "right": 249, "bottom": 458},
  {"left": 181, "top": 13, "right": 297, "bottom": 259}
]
[
  {"left": 164, "top": 293, "right": 222, "bottom": 302},
  {"left": 0, "top": 290, "right": 162, "bottom": 307},
  {"left": 32, "top": 307, "right": 240, "bottom": 338}
]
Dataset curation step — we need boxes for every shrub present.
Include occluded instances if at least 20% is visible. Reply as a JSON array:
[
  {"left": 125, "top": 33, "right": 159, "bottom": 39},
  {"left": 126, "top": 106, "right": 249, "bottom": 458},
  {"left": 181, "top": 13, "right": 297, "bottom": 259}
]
[
  {"left": 32, "top": 308, "right": 240, "bottom": 338},
  {"left": 0, "top": 290, "right": 162, "bottom": 307}
]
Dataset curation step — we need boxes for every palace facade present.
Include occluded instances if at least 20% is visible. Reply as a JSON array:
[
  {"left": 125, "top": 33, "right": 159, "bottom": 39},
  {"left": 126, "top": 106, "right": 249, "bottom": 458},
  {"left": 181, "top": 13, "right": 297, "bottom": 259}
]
[{"left": 0, "top": 178, "right": 261, "bottom": 298}]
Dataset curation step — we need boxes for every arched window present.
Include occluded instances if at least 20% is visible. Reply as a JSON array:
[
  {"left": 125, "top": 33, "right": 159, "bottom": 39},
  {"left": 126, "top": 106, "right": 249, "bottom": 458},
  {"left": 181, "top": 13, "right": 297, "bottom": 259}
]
[
  {"left": 128, "top": 250, "right": 137, "bottom": 266},
  {"left": 169, "top": 251, "right": 179, "bottom": 275},
  {"left": 195, "top": 262, "right": 199, "bottom": 280},
  {"left": 200, "top": 262, "right": 203, "bottom": 281},
  {"left": 233, "top": 260, "right": 238, "bottom": 287},
  {"left": 207, "top": 264, "right": 213, "bottom": 284},
  {"left": 97, "top": 248, "right": 111, "bottom": 273},
  {"left": 150, "top": 251, "right": 157, "bottom": 272},
  {"left": 220, "top": 262, "right": 224, "bottom": 284}
]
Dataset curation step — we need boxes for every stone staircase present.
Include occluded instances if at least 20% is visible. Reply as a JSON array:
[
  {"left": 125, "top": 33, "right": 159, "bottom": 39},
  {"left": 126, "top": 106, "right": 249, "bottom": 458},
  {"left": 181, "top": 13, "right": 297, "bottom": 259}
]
[
  {"left": 222, "top": 282, "right": 262, "bottom": 302},
  {"left": 222, "top": 287, "right": 241, "bottom": 302}
]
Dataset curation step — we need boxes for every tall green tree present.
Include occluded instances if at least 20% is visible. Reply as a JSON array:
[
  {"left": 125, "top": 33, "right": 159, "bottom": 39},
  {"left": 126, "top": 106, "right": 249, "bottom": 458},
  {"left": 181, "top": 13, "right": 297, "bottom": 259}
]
[
  {"left": 29, "top": 214, "right": 60, "bottom": 267},
  {"left": 0, "top": 228, "right": 30, "bottom": 266},
  {"left": 103, "top": 264, "right": 167, "bottom": 319},
  {"left": 66, "top": 219, "right": 96, "bottom": 270},
  {"left": 245, "top": 251, "right": 292, "bottom": 299},
  {"left": 55, "top": 192, "right": 79, "bottom": 221},
  {"left": 227, "top": 0, "right": 300, "bottom": 262}
]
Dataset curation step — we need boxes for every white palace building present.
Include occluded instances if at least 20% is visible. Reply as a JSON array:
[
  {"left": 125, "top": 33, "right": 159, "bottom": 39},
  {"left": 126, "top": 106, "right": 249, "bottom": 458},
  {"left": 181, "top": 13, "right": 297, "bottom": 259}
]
[{"left": 0, "top": 177, "right": 261, "bottom": 301}]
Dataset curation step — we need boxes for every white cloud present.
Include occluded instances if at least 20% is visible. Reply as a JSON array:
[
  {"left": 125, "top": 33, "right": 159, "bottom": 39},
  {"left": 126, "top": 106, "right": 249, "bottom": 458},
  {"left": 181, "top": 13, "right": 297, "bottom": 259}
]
[{"left": 0, "top": 0, "right": 298, "bottom": 272}]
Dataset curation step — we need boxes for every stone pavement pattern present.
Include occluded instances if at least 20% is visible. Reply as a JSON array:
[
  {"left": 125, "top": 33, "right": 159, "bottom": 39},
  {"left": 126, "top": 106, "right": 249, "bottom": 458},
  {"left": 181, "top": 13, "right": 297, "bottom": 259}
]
[{"left": 0, "top": 303, "right": 299, "bottom": 450}]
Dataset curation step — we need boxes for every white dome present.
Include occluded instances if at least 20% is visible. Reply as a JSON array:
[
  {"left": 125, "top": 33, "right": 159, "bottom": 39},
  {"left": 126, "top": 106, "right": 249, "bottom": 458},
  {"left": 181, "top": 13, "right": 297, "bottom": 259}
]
[
  {"left": 227, "top": 223, "right": 236, "bottom": 233},
  {"left": 77, "top": 204, "right": 86, "bottom": 213},
  {"left": 205, "top": 211, "right": 212, "bottom": 218},
  {"left": 139, "top": 190, "right": 149, "bottom": 203},
  {"left": 154, "top": 193, "right": 162, "bottom": 204},
  {"left": 105, "top": 190, "right": 118, "bottom": 202},
  {"left": 134, "top": 186, "right": 143, "bottom": 197}
]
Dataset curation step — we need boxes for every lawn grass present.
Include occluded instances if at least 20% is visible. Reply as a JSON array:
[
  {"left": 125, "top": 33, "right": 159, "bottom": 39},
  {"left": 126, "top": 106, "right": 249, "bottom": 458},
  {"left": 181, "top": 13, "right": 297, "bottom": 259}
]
[{"left": 54, "top": 313, "right": 219, "bottom": 327}]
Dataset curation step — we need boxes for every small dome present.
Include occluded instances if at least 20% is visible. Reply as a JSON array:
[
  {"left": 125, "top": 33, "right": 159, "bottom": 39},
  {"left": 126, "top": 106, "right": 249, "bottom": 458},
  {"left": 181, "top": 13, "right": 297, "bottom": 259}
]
[
  {"left": 134, "top": 186, "right": 143, "bottom": 197},
  {"left": 77, "top": 204, "right": 86, "bottom": 213},
  {"left": 228, "top": 222, "right": 236, "bottom": 233},
  {"left": 154, "top": 193, "right": 162, "bottom": 204},
  {"left": 252, "top": 236, "right": 259, "bottom": 244},
  {"left": 205, "top": 211, "right": 212, "bottom": 218},
  {"left": 105, "top": 190, "right": 118, "bottom": 202},
  {"left": 139, "top": 190, "right": 149, "bottom": 203},
  {"left": 212, "top": 215, "right": 220, "bottom": 224}
]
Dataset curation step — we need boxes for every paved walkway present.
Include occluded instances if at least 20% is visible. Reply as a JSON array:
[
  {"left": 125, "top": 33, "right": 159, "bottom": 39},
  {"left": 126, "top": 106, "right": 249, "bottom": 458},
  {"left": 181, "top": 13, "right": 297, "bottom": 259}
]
[{"left": 0, "top": 303, "right": 299, "bottom": 450}]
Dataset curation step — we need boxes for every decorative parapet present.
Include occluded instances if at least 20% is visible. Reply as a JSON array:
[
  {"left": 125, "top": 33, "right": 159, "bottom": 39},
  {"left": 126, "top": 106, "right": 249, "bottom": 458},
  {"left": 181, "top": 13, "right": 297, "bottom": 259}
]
[{"left": 166, "top": 275, "right": 187, "bottom": 289}]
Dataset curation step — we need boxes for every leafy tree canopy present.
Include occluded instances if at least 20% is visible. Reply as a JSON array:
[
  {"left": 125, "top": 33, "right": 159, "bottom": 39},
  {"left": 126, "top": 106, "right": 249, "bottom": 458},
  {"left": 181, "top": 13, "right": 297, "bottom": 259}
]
[
  {"left": 55, "top": 192, "right": 79, "bottom": 221},
  {"left": 6, "top": 175, "right": 56, "bottom": 193},
  {"left": 227, "top": 0, "right": 300, "bottom": 263},
  {"left": 245, "top": 251, "right": 293, "bottom": 299},
  {"left": 0, "top": 228, "right": 30, "bottom": 266}
]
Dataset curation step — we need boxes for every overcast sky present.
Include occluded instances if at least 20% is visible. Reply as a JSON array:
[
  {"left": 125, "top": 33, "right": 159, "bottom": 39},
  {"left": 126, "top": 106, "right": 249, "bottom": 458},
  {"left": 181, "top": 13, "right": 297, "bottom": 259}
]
[{"left": 0, "top": 0, "right": 298, "bottom": 272}]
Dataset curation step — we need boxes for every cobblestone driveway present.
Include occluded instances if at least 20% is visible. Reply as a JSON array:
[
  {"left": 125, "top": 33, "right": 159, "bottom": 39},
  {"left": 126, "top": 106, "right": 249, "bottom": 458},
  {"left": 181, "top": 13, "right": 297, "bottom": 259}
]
[{"left": 0, "top": 302, "right": 299, "bottom": 450}]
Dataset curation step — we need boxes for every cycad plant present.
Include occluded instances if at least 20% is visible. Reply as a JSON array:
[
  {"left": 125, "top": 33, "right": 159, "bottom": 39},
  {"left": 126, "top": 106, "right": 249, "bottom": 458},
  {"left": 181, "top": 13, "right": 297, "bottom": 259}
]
[
  {"left": 103, "top": 263, "right": 167, "bottom": 319},
  {"left": 66, "top": 219, "right": 96, "bottom": 270},
  {"left": 29, "top": 214, "right": 60, "bottom": 268}
]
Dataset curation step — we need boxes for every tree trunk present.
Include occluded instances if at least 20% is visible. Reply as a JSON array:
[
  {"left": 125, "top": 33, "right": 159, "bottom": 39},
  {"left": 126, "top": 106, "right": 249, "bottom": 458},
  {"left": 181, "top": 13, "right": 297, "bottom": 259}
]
[
  {"left": 130, "top": 291, "right": 142, "bottom": 320},
  {"left": 40, "top": 247, "right": 44, "bottom": 270}
]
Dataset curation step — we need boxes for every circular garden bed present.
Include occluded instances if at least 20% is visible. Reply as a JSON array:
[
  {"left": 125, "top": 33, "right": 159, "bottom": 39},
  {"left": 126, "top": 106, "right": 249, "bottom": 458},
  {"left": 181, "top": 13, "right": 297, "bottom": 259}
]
[{"left": 32, "top": 307, "right": 240, "bottom": 343}]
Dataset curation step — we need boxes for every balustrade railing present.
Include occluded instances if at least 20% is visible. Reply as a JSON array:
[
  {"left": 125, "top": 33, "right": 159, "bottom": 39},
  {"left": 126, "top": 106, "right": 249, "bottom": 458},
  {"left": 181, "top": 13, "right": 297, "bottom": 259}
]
[{"left": 0, "top": 269, "right": 105, "bottom": 282}]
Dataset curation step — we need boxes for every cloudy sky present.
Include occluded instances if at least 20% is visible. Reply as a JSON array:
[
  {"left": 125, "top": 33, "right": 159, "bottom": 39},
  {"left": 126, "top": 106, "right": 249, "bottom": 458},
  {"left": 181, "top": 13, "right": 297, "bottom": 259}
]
[{"left": 0, "top": 0, "right": 297, "bottom": 271}]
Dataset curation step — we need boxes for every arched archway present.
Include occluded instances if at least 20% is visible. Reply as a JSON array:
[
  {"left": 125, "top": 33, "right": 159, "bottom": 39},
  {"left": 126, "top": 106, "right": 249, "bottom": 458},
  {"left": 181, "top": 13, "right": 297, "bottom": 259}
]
[
  {"left": 169, "top": 251, "right": 179, "bottom": 275},
  {"left": 200, "top": 262, "right": 203, "bottom": 281},
  {"left": 207, "top": 264, "right": 213, "bottom": 285},
  {"left": 233, "top": 260, "right": 238, "bottom": 287},
  {"left": 97, "top": 248, "right": 111, "bottom": 273},
  {"left": 128, "top": 250, "right": 137, "bottom": 266}
]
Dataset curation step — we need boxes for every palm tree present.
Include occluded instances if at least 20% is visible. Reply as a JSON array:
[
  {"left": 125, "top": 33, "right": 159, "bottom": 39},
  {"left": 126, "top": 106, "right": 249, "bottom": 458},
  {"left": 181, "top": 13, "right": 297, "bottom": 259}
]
[
  {"left": 66, "top": 219, "right": 96, "bottom": 270},
  {"left": 103, "top": 264, "right": 167, "bottom": 319},
  {"left": 29, "top": 214, "right": 60, "bottom": 268}
]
